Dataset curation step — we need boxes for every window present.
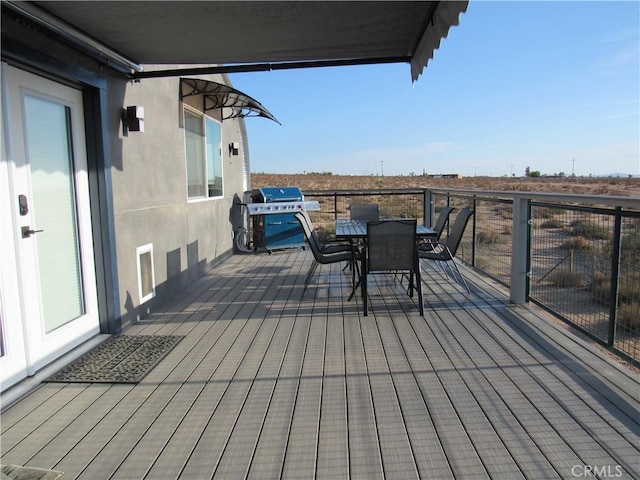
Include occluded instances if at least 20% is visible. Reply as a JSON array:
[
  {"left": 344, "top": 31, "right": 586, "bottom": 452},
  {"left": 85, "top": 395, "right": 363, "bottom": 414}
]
[{"left": 184, "top": 108, "right": 223, "bottom": 199}]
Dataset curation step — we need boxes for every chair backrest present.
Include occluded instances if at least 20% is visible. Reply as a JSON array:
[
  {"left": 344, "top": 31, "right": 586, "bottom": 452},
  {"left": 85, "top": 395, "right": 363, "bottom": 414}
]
[
  {"left": 367, "top": 219, "right": 417, "bottom": 272},
  {"left": 432, "top": 206, "right": 455, "bottom": 240},
  {"left": 297, "top": 209, "right": 315, "bottom": 237},
  {"left": 444, "top": 208, "right": 474, "bottom": 257},
  {"left": 295, "top": 212, "right": 323, "bottom": 260},
  {"left": 298, "top": 210, "right": 325, "bottom": 246},
  {"left": 350, "top": 203, "right": 379, "bottom": 221}
]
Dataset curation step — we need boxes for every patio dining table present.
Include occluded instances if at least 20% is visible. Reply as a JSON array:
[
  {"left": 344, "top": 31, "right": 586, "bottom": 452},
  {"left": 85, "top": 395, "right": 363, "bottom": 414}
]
[
  {"left": 334, "top": 219, "right": 436, "bottom": 240},
  {"left": 334, "top": 219, "right": 436, "bottom": 300}
]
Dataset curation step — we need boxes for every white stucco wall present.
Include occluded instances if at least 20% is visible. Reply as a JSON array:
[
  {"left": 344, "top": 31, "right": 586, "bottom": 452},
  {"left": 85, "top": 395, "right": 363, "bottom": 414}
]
[{"left": 110, "top": 71, "right": 249, "bottom": 326}]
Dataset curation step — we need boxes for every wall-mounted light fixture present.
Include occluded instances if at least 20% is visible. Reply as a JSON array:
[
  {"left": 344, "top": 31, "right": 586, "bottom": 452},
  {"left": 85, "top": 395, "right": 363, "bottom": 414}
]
[
  {"left": 229, "top": 142, "right": 239, "bottom": 156},
  {"left": 121, "top": 106, "right": 145, "bottom": 135}
]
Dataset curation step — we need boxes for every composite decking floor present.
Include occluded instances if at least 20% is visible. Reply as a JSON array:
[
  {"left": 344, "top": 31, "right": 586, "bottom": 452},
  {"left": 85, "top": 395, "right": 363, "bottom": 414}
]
[{"left": 1, "top": 249, "right": 639, "bottom": 479}]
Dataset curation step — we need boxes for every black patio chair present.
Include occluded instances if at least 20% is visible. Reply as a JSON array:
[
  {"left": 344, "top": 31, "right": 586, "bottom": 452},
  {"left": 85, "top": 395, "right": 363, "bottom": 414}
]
[
  {"left": 419, "top": 208, "right": 474, "bottom": 292},
  {"left": 295, "top": 212, "right": 357, "bottom": 298},
  {"left": 296, "top": 209, "right": 352, "bottom": 254},
  {"left": 419, "top": 205, "right": 455, "bottom": 252},
  {"left": 363, "top": 219, "right": 423, "bottom": 316},
  {"left": 350, "top": 203, "right": 379, "bottom": 221}
]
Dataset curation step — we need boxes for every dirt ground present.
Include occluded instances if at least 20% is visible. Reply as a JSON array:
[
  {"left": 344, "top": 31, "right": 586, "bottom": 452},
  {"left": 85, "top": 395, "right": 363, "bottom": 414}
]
[{"left": 252, "top": 173, "right": 640, "bottom": 197}]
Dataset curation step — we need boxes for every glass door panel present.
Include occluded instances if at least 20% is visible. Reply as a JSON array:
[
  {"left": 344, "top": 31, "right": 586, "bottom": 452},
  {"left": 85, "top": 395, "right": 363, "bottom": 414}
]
[{"left": 24, "top": 96, "right": 85, "bottom": 332}]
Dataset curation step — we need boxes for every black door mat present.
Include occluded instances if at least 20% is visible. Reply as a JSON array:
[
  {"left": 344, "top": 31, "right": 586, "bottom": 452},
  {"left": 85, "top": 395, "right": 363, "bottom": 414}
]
[
  {"left": 44, "top": 335, "right": 183, "bottom": 384},
  {"left": 1, "top": 464, "right": 64, "bottom": 480}
]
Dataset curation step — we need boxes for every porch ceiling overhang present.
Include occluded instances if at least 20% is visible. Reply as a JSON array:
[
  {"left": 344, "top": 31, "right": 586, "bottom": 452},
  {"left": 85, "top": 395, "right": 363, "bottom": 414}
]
[
  {"left": 181, "top": 78, "right": 280, "bottom": 124},
  {"left": 10, "top": 1, "right": 468, "bottom": 82}
]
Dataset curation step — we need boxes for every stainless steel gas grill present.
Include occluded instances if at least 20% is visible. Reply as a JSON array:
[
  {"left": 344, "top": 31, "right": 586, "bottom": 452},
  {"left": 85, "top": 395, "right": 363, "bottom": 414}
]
[{"left": 249, "top": 187, "right": 320, "bottom": 251}]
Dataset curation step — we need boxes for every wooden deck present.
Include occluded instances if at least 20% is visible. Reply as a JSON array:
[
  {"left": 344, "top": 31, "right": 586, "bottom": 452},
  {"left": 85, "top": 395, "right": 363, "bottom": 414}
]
[{"left": 2, "top": 249, "right": 639, "bottom": 479}]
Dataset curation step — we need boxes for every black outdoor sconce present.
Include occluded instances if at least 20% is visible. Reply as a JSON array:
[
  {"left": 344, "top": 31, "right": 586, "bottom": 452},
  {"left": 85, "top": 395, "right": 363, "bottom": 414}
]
[
  {"left": 121, "top": 106, "right": 145, "bottom": 135},
  {"left": 229, "top": 142, "right": 239, "bottom": 156}
]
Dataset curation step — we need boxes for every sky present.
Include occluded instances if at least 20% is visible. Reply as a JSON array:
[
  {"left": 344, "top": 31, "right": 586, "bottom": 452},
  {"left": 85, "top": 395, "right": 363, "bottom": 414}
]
[{"left": 230, "top": 1, "right": 640, "bottom": 178}]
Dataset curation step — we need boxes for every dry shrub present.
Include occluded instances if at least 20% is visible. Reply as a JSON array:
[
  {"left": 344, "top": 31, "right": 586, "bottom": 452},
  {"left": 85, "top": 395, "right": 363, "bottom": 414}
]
[
  {"left": 590, "top": 272, "right": 640, "bottom": 307},
  {"left": 535, "top": 207, "right": 558, "bottom": 219},
  {"left": 547, "top": 270, "right": 583, "bottom": 287},
  {"left": 618, "top": 302, "right": 640, "bottom": 329},
  {"left": 590, "top": 272, "right": 610, "bottom": 306},
  {"left": 622, "top": 228, "right": 640, "bottom": 266},
  {"left": 619, "top": 273, "right": 640, "bottom": 304},
  {"left": 540, "top": 219, "right": 564, "bottom": 229},
  {"left": 508, "top": 182, "right": 532, "bottom": 192},
  {"left": 474, "top": 256, "right": 491, "bottom": 271},
  {"left": 560, "top": 236, "right": 591, "bottom": 250},
  {"left": 569, "top": 220, "right": 612, "bottom": 240},
  {"left": 493, "top": 204, "right": 511, "bottom": 215},
  {"left": 477, "top": 230, "right": 505, "bottom": 245},
  {"left": 499, "top": 209, "right": 513, "bottom": 220}
]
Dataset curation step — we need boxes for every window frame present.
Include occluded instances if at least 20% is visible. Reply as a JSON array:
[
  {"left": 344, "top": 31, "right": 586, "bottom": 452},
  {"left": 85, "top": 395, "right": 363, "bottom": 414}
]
[{"left": 183, "top": 105, "right": 224, "bottom": 201}]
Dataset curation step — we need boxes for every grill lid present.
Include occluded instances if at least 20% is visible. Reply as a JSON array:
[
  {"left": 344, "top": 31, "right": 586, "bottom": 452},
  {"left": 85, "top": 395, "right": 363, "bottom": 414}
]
[{"left": 252, "top": 187, "right": 304, "bottom": 203}]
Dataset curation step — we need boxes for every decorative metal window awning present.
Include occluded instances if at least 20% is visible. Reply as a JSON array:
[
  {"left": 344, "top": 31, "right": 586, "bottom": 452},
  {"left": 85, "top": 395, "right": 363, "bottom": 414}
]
[{"left": 180, "top": 78, "right": 280, "bottom": 124}]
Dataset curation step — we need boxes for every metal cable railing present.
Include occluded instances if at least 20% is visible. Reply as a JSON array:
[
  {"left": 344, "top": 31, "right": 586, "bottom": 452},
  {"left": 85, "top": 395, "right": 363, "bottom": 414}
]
[{"left": 304, "top": 188, "right": 640, "bottom": 365}]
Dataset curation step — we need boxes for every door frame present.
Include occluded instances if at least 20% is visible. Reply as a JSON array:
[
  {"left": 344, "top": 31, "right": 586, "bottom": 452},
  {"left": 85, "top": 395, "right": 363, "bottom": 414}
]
[
  {"left": 0, "top": 90, "right": 29, "bottom": 387},
  {"left": 1, "top": 64, "right": 101, "bottom": 388}
]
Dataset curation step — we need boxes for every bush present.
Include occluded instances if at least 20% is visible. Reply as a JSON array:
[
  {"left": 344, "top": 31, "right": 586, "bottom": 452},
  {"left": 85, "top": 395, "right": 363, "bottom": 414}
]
[
  {"left": 569, "top": 220, "right": 612, "bottom": 240},
  {"left": 590, "top": 272, "right": 610, "bottom": 306},
  {"left": 560, "top": 236, "right": 591, "bottom": 250},
  {"left": 540, "top": 219, "right": 564, "bottom": 229},
  {"left": 477, "top": 230, "right": 504, "bottom": 245},
  {"left": 398, "top": 207, "right": 419, "bottom": 218},
  {"left": 622, "top": 228, "right": 640, "bottom": 265},
  {"left": 618, "top": 302, "right": 640, "bottom": 330},
  {"left": 590, "top": 272, "right": 640, "bottom": 307},
  {"left": 620, "top": 272, "right": 640, "bottom": 304},
  {"left": 535, "top": 207, "right": 558, "bottom": 219},
  {"left": 547, "top": 270, "right": 583, "bottom": 288}
]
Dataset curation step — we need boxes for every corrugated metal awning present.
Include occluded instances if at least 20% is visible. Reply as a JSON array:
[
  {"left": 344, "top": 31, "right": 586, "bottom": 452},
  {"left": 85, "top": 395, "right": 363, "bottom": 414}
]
[{"left": 180, "top": 78, "right": 280, "bottom": 124}]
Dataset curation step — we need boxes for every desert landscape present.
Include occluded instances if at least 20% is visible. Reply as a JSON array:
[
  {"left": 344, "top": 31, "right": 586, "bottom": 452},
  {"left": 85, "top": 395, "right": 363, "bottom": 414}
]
[{"left": 252, "top": 172, "right": 640, "bottom": 197}]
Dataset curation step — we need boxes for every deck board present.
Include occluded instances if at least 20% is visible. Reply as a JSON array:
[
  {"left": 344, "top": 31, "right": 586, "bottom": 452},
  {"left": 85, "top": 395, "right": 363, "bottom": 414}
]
[{"left": 2, "top": 249, "right": 638, "bottom": 479}]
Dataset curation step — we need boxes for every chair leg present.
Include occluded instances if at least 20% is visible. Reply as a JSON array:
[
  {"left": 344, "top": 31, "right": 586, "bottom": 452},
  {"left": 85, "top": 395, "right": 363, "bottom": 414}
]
[
  {"left": 415, "top": 267, "right": 424, "bottom": 316},
  {"left": 362, "top": 252, "right": 368, "bottom": 316},
  {"left": 348, "top": 247, "right": 362, "bottom": 301},
  {"left": 435, "top": 261, "right": 456, "bottom": 287},
  {"left": 450, "top": 260, "right": 471, "bottom": 293}
]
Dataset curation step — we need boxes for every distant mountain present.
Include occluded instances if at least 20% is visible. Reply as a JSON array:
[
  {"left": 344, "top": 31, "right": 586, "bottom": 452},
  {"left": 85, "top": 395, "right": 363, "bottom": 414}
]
[{"left": 595, "top": 173, "right": 639, "bottom": 178}]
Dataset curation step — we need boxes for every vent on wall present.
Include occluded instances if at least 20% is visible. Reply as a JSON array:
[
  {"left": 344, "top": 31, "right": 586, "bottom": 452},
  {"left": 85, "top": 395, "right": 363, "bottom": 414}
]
[{"left": 136, "top": 244, "right": 156, "bottom": 303}]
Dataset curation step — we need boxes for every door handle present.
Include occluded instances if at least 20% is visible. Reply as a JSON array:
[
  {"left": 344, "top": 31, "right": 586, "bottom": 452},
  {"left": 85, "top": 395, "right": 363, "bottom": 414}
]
[{"left": 21, "top": 226, "right": 44, "bottom": 238}]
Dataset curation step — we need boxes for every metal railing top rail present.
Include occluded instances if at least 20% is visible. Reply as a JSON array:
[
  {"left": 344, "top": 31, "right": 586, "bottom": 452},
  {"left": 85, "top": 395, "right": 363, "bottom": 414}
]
[
  {"left": 305, "top": 187, "right": 640, "bottom": 210},
  {"left": 305, "top": 188, "right": 425, "bottom": 196}
]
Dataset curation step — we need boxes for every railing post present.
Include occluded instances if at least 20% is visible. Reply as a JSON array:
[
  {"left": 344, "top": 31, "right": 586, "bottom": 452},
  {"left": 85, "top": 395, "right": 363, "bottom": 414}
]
[
  {"left": 423, "top": 189, "right": 433, "bottom": 226},
  {"left": 472, "top": 195, "right": 477, "bottom": 266},
  {"left": 333, "top": 192, "right": 338, "bottom": 221},
  {"left": 608, "top": 207, "right": 623, "bottom": 347},
  {"left": 510, "top": 197, "right": 530, "bottom": 304}
]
